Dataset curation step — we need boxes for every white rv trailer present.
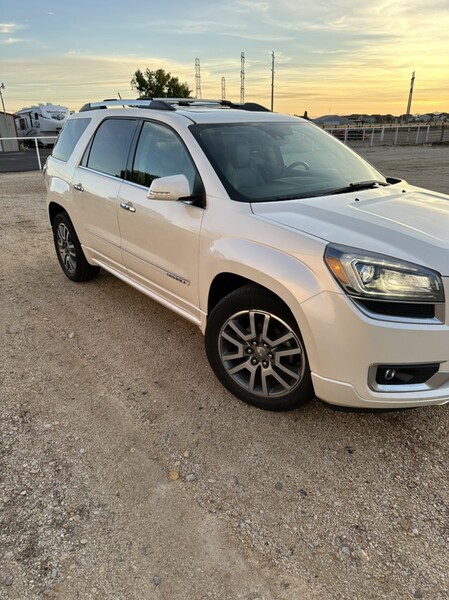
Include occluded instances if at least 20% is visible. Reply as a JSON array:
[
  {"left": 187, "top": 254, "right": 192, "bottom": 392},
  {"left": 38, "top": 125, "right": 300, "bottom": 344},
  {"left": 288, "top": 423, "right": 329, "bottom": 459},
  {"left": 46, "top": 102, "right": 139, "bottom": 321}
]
[{"left": 14, "top": 102, "right": 69, "bottom": 145}]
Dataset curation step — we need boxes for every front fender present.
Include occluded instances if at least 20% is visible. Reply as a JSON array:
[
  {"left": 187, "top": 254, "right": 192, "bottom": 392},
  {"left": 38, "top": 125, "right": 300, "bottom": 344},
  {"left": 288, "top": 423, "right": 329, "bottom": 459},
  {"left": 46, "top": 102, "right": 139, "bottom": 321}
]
[{"left": 201, "top": 237, "right": 329, "bottom": 367}]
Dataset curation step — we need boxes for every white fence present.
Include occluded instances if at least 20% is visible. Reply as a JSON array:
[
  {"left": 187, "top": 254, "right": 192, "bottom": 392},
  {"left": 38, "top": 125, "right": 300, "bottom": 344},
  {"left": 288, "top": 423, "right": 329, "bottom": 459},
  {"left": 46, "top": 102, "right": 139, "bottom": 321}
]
[
  {"left": 324, "top": 124, "right": 448, "bottom": 146},
  {"left": 0, "top": 135, "right": 57, "bottom": 170}
]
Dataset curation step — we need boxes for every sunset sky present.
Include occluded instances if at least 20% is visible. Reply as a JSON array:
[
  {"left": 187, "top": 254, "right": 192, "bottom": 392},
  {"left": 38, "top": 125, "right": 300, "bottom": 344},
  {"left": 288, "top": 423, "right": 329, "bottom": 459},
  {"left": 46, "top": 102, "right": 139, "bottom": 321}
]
[{"left": 1, "top": 0, "right": 448, "bottom": 117}]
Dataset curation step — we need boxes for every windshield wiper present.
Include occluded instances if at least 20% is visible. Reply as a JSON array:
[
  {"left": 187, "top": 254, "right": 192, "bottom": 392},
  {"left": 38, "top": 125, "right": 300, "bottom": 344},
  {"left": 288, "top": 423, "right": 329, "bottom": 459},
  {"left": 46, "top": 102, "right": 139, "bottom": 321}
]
[
  {"left": 252, "top": 179, "right": 390, "bottom": 203},
  {"left": 325, "top": 180, "right": 389, "bottom": 196},
  {"left": 272, "top": 192, "right": 314, "bottom": 201}
]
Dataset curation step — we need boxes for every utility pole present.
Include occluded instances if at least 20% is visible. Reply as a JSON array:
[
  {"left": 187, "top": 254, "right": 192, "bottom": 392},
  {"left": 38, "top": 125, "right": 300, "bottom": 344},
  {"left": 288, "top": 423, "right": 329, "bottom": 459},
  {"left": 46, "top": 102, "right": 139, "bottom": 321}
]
[
  {"left": 0, "top": 83, "right": 5, "bottom": 113},
  {"left": 195, "top": 58, "right": 202, "bottom": 99},
  {"left": 271, "top": 51, "right": 275, "bottom": 112},
  {"left": 240, "top": 52, "right": 245, "bottom": 104},
  {"left": 221, "top": 77, "right": 226, "bottom": 101},
  {"left": 405, "top": 71, "right": 415, "bottom": 122}
]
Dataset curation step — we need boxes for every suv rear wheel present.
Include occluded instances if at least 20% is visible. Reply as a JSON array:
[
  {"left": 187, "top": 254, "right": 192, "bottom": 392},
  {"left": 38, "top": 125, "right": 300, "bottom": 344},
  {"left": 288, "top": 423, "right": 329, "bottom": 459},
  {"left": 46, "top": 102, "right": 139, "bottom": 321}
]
[
  {"left": 52, "top": 212, "right": 100, "bottom": 282},
  {"left": 205, "top": 284, "right": 314, "bottom": 411}
]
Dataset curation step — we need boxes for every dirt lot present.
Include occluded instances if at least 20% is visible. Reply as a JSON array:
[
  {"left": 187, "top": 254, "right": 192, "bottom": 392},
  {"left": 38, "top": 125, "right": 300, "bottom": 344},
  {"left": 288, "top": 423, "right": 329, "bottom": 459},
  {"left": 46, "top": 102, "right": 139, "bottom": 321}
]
[{"left": 1, "top": 145, "right": 448, "bottom": 600}]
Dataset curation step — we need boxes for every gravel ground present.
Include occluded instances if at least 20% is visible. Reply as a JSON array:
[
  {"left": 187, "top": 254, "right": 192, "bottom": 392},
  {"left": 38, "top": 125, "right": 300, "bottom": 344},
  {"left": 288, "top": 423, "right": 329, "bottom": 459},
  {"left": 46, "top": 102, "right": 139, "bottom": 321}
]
[{"left": 1, "top": 145, "right": 448, "bottom": 600}]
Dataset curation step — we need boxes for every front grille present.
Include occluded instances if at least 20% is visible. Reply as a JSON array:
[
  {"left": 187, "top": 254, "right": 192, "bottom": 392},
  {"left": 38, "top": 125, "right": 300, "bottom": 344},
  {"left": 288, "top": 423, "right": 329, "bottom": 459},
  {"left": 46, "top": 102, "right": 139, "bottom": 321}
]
[{"left": 356, "top": 299, "right": 435, "bottom": 319}]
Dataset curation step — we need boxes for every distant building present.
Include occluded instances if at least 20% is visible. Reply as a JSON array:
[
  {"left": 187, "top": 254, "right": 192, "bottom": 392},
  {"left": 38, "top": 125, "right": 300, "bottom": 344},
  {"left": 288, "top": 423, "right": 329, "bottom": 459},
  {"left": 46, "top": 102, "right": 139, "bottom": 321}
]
[
  {"left": 415, "top": 112, "right": 448, "bottom": 123},
  {"left": 313, "top": 115, "right": 351, "bottom": 127},
  {"left": 418, "top": 114, "right": 434, "bottom": 122},
  {"left": 0, "top": 112, "right": 19, "bottom": 151}
]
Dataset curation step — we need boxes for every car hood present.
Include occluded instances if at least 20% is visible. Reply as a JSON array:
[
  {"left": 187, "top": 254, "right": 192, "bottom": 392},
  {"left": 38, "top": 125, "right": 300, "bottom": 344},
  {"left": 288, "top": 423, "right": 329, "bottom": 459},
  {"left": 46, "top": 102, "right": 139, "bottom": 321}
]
[{"left": 251, "top": 184, "right": 449, "bottom": 275}]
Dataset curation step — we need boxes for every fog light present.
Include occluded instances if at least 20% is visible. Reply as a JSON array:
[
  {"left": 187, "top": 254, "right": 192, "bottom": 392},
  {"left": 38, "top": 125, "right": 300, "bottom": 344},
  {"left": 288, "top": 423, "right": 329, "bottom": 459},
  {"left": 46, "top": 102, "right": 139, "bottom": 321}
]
[
  {"left": 375, "top": 364, "right": 439, "bottom": 386},
  {"left": 384, "top": 368, "right": 396, "bottom": 381}
]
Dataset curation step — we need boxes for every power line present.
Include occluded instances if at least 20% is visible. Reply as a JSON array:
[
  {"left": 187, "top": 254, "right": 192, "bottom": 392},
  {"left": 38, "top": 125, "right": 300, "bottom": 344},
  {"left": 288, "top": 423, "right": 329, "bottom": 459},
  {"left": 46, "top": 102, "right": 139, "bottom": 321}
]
[
  {"left": 405, "top": 71, "right": 416, "bottom": 122},
  {"left": 221, "top": 77, "right": 226, "bottom": 100}
]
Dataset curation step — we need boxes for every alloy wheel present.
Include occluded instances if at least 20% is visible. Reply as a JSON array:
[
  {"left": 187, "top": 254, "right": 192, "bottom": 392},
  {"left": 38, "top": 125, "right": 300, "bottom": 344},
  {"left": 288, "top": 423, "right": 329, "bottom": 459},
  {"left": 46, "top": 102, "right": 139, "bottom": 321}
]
[
  {"left": 218, "top": 309, "right": 305, "bottom": 398},
  {"left": 56, "top": 222, "right": 77, "bottom": 275}
]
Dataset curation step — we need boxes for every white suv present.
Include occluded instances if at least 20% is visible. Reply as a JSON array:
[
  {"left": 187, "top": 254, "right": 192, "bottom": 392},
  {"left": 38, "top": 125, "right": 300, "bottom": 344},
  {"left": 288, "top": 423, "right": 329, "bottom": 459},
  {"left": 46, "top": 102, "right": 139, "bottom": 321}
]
[{"left": 45, "top": 98, "right": 449, "bottom": 411}]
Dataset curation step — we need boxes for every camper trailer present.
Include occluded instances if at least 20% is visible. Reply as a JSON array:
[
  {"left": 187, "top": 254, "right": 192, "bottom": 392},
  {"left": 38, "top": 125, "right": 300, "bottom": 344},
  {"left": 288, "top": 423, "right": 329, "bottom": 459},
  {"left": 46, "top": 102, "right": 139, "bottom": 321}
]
[{"left": 14, "top": 102, "right": 69, "bottom": 146}]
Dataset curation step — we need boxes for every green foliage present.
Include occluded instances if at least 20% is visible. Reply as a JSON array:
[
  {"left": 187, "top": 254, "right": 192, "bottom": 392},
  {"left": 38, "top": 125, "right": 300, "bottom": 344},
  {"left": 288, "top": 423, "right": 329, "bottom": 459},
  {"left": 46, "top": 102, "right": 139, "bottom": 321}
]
[{"left": 131, "top": 68, "right": 192, "bottom": 98}]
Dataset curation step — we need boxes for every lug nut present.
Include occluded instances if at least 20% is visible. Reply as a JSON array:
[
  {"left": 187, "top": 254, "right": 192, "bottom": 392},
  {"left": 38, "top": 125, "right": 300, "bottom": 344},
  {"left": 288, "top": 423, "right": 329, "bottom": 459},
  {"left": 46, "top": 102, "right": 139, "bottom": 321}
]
[
  {"left": 251, "top": 358, "right": 258, "bottom": 365},
  {"left": 262, "top": 361, "right": 269, "bottom": 368}
]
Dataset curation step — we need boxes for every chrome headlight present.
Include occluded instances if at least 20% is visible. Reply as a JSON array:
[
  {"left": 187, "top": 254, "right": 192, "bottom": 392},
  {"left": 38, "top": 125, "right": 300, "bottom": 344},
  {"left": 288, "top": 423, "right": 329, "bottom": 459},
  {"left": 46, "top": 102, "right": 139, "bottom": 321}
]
[{"left": 324, "top": 244, "right": 444, "bottom": 303}]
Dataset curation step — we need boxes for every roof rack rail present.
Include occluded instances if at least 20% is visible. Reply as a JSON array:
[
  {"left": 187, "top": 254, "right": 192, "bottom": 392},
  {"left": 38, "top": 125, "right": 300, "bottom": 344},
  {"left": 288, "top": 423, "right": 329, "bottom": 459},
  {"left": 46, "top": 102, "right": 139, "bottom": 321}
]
[
  {"left": 222, "top": 101, "right": 270, "bottom": 112},
  {"left": 79, "top": 99, "right": 157, "bottom": 112},
  {"left": 79, "top": 98, "right": 270, "bottom": 113}
]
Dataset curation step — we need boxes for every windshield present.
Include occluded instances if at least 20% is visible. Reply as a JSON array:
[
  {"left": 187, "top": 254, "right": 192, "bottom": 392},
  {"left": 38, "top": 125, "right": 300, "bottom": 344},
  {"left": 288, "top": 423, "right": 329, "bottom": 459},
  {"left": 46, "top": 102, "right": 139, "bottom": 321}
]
[{"left": 190, "top": 121, "right": 388, "bottom": 202}]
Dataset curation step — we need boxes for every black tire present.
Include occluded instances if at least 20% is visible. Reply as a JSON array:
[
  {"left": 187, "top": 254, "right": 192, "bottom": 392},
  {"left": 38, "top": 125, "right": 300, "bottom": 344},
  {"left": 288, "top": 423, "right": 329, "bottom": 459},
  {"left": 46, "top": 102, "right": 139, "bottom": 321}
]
[
  {"left": 205, "top": 284, "right": 314, "bottom": 411},
  {"left": 52, "top": 212, "right": 100, "bottom": 282}
]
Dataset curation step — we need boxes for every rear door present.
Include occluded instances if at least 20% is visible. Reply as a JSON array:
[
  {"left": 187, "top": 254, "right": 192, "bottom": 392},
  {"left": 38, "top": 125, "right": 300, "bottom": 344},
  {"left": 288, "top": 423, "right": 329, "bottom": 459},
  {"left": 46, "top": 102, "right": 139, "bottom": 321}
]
[{"left": 72, "top": 117, "right": 138, "bottom": 271}]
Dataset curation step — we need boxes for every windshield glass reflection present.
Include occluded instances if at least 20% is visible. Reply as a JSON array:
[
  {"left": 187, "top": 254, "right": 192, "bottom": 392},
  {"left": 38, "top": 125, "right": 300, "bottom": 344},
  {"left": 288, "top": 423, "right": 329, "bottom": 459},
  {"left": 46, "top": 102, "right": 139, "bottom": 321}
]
[{"left": 191, "top": 121, "right": 388, "bottom": 202}]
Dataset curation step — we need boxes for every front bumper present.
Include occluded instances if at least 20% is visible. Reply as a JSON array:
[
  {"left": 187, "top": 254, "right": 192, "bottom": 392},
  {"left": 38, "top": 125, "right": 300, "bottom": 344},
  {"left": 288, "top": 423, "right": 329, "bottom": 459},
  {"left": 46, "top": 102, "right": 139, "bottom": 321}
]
[{"left": 297, "top": 281, "right": 449, "bottom": 409}]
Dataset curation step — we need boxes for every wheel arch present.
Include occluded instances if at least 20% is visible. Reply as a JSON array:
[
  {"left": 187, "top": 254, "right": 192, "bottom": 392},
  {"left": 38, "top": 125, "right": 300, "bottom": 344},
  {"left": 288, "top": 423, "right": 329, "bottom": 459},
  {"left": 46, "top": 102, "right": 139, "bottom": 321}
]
[
  {"left": 208, "top": 273, "right": 300, "bottom": 325},
  {"left": 203, "top": 240, "right": 326, "bottom": 372},
  {"left": 48, "top": 201, "right": 67, "bottom": 226}
]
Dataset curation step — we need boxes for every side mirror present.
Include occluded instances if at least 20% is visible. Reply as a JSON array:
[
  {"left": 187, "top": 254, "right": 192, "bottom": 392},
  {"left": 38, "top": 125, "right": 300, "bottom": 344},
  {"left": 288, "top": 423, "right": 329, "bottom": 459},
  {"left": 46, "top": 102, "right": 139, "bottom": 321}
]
[{"left": 147, "top": 174, "right": 191, "bottom": 201}]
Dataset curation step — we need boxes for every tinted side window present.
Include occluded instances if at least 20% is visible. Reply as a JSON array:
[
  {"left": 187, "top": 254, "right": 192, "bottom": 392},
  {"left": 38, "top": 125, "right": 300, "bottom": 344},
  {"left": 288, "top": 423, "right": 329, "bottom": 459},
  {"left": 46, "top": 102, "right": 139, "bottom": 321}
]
[
  {"left": 52, "top": 118, "right": 91, "bottom": 162},
  {"left": 130, "top": 121, "right": 197, "bottom": 192},
  {"left": 84, "top": 118, "right": 137, "bottom": 178}
]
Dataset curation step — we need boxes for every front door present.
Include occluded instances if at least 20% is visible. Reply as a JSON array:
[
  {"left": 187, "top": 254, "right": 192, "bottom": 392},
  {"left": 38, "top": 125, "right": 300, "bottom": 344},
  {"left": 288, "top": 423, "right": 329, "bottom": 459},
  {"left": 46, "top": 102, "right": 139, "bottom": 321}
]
[{"left": 117, "top": 120, "right": 204, "bottom": 321}]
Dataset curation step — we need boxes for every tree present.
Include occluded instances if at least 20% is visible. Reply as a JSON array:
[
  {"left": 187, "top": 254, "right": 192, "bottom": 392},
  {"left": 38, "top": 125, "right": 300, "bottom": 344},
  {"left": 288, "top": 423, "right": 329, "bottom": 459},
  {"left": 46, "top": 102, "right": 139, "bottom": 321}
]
[{"left": 131, "top": 68, "right": 192, "bottom": 98}]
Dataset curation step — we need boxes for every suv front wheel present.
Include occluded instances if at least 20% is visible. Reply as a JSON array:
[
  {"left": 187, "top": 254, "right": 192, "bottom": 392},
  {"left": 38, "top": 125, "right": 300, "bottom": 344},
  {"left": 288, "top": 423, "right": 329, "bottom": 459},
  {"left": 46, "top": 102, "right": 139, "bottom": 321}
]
[{"left": 205, "top": 285, "right": 314, "bottom": 411}]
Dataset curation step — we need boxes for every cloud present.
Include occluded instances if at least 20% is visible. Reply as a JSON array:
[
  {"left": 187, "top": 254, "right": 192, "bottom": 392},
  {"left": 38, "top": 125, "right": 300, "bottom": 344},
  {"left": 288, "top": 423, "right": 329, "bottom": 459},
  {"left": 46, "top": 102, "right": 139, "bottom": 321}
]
[
  {"left": 3, "top": 52, "right": 198, "bottom": 111},
  {"left": 133, "top": 19, "right": 220, "bottom": 36},
  {"left": 0, "top": 22, "right": 27, "bottom": 44},
  {"left": 0, "top": 22, "right": 26, "bottom": 34},
  {"left": 0, "top": 37, "right": 28, "bottom": 45},
  {"left": 224, "top": 1, "right": 270, "bottom": 13},
  {"left": 219, "top": 30, "right": 296, "bottom": 42},
  {"left": 3, "top": 1, "right": 448, "bottom": 116}
]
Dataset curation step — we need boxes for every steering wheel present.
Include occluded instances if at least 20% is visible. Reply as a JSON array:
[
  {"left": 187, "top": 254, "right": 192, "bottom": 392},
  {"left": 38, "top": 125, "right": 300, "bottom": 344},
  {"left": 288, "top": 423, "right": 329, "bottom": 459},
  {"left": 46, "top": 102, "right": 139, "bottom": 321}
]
[{"left": 286, "top": 160, "right": 310, "bottom": 171}]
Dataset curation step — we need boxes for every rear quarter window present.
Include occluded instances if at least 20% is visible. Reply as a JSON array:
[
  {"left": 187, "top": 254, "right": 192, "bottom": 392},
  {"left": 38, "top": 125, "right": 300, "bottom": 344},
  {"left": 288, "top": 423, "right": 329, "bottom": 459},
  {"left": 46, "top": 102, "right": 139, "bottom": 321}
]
[{"left": 52, "top": 118, "right": 91, "bottom": 162}]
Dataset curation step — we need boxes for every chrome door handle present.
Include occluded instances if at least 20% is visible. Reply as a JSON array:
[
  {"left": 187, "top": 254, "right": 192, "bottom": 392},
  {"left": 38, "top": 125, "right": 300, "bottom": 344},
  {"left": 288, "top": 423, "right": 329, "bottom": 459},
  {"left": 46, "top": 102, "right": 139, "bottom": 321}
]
[
  {"left": 73, "top": 183, "right": 84, "bottom": 192},
  {"left": 120, "top": 202, "right": 136, "bottom": 213}
]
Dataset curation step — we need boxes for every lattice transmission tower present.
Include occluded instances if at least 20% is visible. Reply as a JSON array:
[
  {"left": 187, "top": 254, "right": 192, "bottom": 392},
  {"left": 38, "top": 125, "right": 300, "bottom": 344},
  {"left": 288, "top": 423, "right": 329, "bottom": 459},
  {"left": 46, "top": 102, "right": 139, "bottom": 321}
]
[
  {"left": 240, "top": 52, "right": 245, "bottom": 103},
  {"left": 195, "top": 58, "right": 202, "bottom": 99}
]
